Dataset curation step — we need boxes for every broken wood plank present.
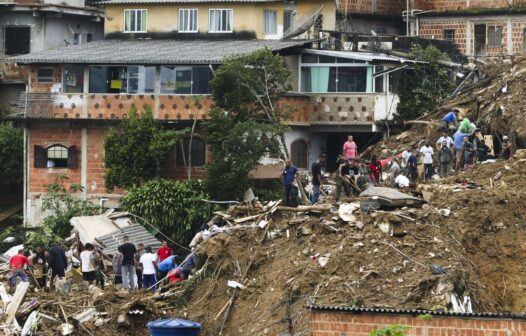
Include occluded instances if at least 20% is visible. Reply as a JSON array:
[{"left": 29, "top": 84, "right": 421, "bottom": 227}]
[
  {"left": 5, "top": 282, "right": 29, "bottom": 325},
  {"left": 0, "top": 283, "right": 11, "bottom": 306},
  {"left": 233, "top": 214, "right": 261, "bottom": 224}
]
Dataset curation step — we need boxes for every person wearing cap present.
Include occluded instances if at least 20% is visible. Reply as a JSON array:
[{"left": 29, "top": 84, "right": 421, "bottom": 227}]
[
  {"left": 501, "top": 135, "right": 514, "bottom": 160},
  {"left": 438, "top": 140, "right": 454, "bottom": 177}
]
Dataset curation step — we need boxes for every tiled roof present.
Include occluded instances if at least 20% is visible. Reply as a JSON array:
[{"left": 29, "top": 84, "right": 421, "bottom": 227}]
[
  {"left": 308, "top": 305, "right": 526, "bottom": 319},
  {"left": 9, "top": 39, "right": 312, "bottom": 65}
]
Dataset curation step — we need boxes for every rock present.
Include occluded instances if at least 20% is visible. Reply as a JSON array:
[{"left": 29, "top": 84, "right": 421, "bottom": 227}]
[
  {"left": 308, "top": 234, "right": 317, "bottom": 244},
  {"left": 300, "top": 226, "right": 312, "bottom": 235},
  {"left": 356, "top": 221, "right": 364, "bottom": 230},
  {"left": 379, "top": 223, "right": 391, "bottom": 234},
  {"left": 302, "top": 248, "right": 310, "bottom": 255}
]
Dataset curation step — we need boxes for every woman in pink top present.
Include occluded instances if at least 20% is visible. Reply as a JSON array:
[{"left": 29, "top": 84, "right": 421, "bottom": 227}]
[{"left": 343, "top": 135, "right": 357, "bottom": 159}]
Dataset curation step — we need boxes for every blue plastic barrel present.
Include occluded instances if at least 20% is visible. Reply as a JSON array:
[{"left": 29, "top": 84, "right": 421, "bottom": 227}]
[{"left": 147, "top": 318, "right": 201, "bottom": 336}]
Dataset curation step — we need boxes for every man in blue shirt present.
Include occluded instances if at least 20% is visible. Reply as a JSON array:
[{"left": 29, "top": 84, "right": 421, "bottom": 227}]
[
  {"left": 407, "top": 148, "right": 418, "bottom": 182},
  {"left": 281, "top": 159, "right": 298, "bottom": 207},
  {"left": 441, "top": 110, "right": 458, "bottom": 131}
]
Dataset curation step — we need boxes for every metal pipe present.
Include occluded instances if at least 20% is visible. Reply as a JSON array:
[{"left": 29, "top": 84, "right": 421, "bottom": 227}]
[{"left": 406, "top": 0, "right": 409, "bottom": 36}]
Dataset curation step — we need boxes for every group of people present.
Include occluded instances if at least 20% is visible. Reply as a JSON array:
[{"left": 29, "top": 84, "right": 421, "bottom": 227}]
[
  {"left": 9, "top": 242, "right": 68, "bottom": 289},
  {"left": 8, "top": 238, "right": 197, "bottom": 293},
  {"left": 279, "top": 115, "right": 516, "bottom": 204}
]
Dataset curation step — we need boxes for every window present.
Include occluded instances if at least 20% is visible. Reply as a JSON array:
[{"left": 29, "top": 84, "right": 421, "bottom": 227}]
[
  {"left": 264, "top": 10, "right": 277, "bottom": 34},
  {"left": 88, "top": 66, "right": 154, "bottom": 94},
  {"left": 87, "top": 33, "right": 93, "bottom": 42},
  {"left": 62, "top": 65, "right": 84, "bottom": 93},
  {"left": 5, "top": 26, "right": 30, "bottom": 55},
  {"left": 179, "top": 9, "right": 198, "bottom": 32},
  {"left": 34, "top": 145, "right": 77, "bottom": 169},
  {"left": 291, "top": 139, "right": 308, "bottom": 169},
  {"left": 73, "top": 33, "right": 80, "bottom": 45},
  {"left": 284, "top": 10, "right": 293, "bottom": 32},
  {"left": 209, "top": 9, "right": 233, "bottom": 32},
  {"left": 127, "top": 66, "right": 155, "bottom": 94},
  {"left": 37, "top": 68, "right": 54, "bottom": 83},
  {"left": 124, "top": 9, "right": 147, "bottom": 33},
  {"left": 176, "top": 138, "right": 206, "bottom": 167},
  {"left": 443, "top": 29, "right": 455, "bottom": 41},
  {"left": 160, "top": 66, "right": 213, "bottom": 94},
  {"left": 301, "top": 66, "right": 369, "bottom": 93},
  {"left": 488, "top": 26, "right": 502, "bottom": 48},
  {"left": 374, "top": 66, "right": 384, "bottom": 93}
]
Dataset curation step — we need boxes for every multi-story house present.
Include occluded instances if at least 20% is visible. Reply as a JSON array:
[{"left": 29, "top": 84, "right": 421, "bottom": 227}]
[
  {"left": 337, "top": 0, "right": 406, "bottom": 35},
  {"left": 9, "top": 0, "right": 415, "bottom": 226},
  {"left": 409, "top": 0, "right": 526, "bottom": 58},
  {"left": 0, "top": 0, "right": 104, "bottom": 116}
]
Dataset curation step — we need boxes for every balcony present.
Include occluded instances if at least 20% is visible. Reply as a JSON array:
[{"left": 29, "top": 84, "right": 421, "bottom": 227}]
[{"left": 14, "top": 92, "right": 390, "bottom": 125}]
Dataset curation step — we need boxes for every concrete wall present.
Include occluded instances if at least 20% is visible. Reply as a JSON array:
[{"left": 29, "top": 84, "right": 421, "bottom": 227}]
[
  {"left": 311, "top": 310, "right": 526, "bottom": 336},
  {"left": 418, "top": 15, "right": 526, "bottom": 57},
  {"left": 104, "top": 0, "right": 336, "bottom": 39}
]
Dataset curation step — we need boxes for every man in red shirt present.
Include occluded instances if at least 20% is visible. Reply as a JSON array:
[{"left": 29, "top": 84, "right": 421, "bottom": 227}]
[
  {"left": 9, "top": 249, "right": 30, "bottom": 287},
  {"left": 157, "top": 242, "right": 172, "bottom": 262}
]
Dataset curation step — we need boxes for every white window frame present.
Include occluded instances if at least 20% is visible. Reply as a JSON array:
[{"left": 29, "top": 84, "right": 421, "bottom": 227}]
[
  {"left": 263, "top": 9, "right": 277, "bottom": 35},
  {"left": 179, "top": 9, "right": 198, "bottom": 33},
  {"left": 208, "top": 9, "right": 233, "bottom": 33},
  {"left": 124, "top": 9, "right": 147, "bottom": 33}
]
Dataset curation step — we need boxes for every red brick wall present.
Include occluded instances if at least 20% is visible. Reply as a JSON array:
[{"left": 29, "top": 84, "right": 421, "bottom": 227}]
[
  {"left": 414, "top": 0, "right": 526, "bottom": 12},
  {"left": 86, "top": 128, "right": 107, "bottom": 194},
  {"left": 338, "top": 0, "right": 404, "bottom": 16},
  {"left": 419, "top": 19, "right": 526, "bottom": 57},
  {"left": 29, "top": 128, "right": 82, "bottom": 193},
  {"left": 311, "top": 310, "right": 526, "bottom": 336}
]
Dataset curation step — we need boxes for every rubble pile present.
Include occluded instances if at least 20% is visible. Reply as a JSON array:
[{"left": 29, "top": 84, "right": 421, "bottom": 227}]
[{"left": 170, "top": 151, "right": 526, "bottom": 335}]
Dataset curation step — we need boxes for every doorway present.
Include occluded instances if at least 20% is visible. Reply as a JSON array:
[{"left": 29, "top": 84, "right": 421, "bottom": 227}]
[{"left": 474, "top": 24, "right": 486, "bottom": 58}]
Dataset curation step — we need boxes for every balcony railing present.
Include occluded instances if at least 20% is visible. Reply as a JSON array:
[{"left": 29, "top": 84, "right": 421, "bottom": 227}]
[{"left": 13, "top": 92, "right": 380, "bottom": 124}]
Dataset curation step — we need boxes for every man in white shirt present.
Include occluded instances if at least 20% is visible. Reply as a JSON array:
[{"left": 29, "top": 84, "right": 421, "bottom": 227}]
[
  {"left": 420, "top": 141, "right": 434, "bottom": 180},
  {"left": 139, "top": 246, "right": 158, "bottom": 291},
  {"left": 80, "top": 243, "right": 97, "bottom": 286},
  {"left": 394, "top": 174, "right": 410, "bottom": 189},
  {"left": 436, "top": 131, "right": 454, "bottom": 151}
]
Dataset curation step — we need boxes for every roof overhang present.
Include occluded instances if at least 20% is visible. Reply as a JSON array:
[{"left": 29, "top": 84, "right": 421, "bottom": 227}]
[
  {"left": 302, "top": 49, "right": 422, "bottom": 64},
  {"left": 9, "top": 39, "right": 313, "bottom": 65}
]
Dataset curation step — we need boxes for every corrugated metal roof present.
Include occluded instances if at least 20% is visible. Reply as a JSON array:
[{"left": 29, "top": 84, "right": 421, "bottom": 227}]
[
  {"left": 100, "top": 0, "right": 277, "bottom": 4},
  {"left": 96, "top": 223, "right": 162, "bottom": 256},
  {"left": 308, "top": 305, "right": 526, "bottom": 319},
  {"left": 303, "top": 49, "right": 421, "bottom": 64},
  {"left": 9, "top": 39, "right": 312, "bottom": 65}
]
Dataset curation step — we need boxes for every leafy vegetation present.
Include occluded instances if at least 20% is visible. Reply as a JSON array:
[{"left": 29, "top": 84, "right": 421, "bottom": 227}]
[
  {"left": 0, "top": 122, "right": 23, "bottom": 193},
  {"left": 104, "top": 105, "right": 187, "bottom": 191},
  {"left": 205, "top": 48, "right": 292, "bottom": 200},
  {"left": 121, "top": 179, "right": 212, "bottom": 248},
  {"left": 27, "top": 176, "right": 99, "bottom": 249},
  {"left": 395, "top": 45, "right": 454, "bottom": 120},
  {"left": 369, "top": 324, "right": 410, "bottom": 336}
]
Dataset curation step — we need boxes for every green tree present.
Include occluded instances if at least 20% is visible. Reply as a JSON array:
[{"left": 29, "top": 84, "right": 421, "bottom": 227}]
[
  {"left": 104, "top": 105, "right": 187, "bottom": 191},
  {"left": 0, "top": 122, "right": 23, "bottom": 193},
  {"left": 395, "top": 45, "right": 454, "bottom": 120},
  {"left": 121, "top": 179, "right": 211, "bottom": 247},
  {"left": 205, "top": 48, "right": 292, "bottom": 200}
]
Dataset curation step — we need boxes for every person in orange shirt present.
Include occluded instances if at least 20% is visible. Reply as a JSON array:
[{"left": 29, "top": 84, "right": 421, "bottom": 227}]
[
  {"left": 157, "top": 242, "right": 172, "bottom": 262},
  {"left": 9, "top": 249, "right": 31, "bottom": 287}
]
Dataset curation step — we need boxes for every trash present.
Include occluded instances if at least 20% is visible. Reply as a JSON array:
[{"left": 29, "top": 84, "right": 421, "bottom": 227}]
[
  {"left": 361, "top": 200, "right": 381, "bottom": 213},
  {"left": 21, "top": 311, "right": 38, "bottom": 336},
  {"left": 71, "top": 308, "right": 97, "bottom": 325},
  {"left": 355, "top": 221, "right": 365, "bottom": 230},
  {"left": 227, "top": 280, "right": 247, "bottom": 290},
  {"left": 378, "top": 223, "right": 391, "bottom": 234},
  {"left": 338, "top": 203, "right": 361, "bottom": 222},
  {"left": 318, "top": 256, "right": 330, "bottom": 267},
  {"left": 258, "top": 220, "right": 268, "bottom": 229},
  {"left": 61, "top": 323, "right": 74, "bottom": 335},
  {"left": 431, "top": 265, "right": 447, "bottom": 275},
  {"left": 438, "top": 209, "right": 451, "bottom": 217}
]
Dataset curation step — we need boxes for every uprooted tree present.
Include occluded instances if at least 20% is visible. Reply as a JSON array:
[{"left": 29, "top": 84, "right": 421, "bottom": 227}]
[
  {"left": 205, "top": 48, "right": 293, "bottom": 201},
  {"left": 395, "top": 44, "right": 454, "bottom": 120},
  {"left": 104, "top": 105, "right": 187, "bottom": 191}
]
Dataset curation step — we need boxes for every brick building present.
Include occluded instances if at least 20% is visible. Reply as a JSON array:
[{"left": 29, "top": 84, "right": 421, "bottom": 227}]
[
  {"left": 337, "top": 0, "right": 406, "bottom": 36},
  {"left": 311, "top": 306, "right": 526, "bottom": 336},
  {"left": 409, "top": 0, "right": 526, "bottom": 58},
  {"left": 0, "top": 0, "right": 104, "bottom": 116}
]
